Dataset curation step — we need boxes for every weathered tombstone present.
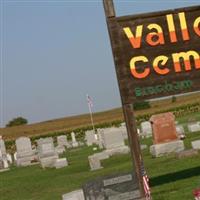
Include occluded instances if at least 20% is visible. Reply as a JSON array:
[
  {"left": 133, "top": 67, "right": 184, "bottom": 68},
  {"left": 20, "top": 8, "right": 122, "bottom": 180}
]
[
  {"left": 83, "top": 172, "right": 141, "bottom": 200},
  {"left": 176, "top": 125, "right": 185, "bottom": 136},
  {"left": 188, "top": 122, "right": 200, "bottom": 133},
  {"left": 0, "top": 136, "right": 9, "bottom": 170},
  {"left": 7, "top": 153, "right": 12, "bottom": 164},
  {"left": 71, "top": 132, "right": 79, "bottom": 148},
  {"left": 57, "top": 135, "right": 70, "bottom": 148},
  {"left": 0, "top": 136, "right": 6, "bottom": 157},
  {"left": 101, "top": 128, "right": 125, "bottom": 149},
  {"left": 176, "top": 149, "right": 198, "bottom": 159},
  {"left": 88, "top": 152, "right": 110, "bottom": 171},
  {"left": 140, "top": 121, "right": 152, "bottom": 138},
  {"left": 15, "top": 137, "right": 37, "bottom": 166},
  {"left": 119, "top": 124, "right": 128, "bottom": 140},
  {"left": 96, "top": 129, "right": 104, "bottom": 149},
  {"left": 56, "top": 135, "right": 70, "bottom": 154},
  {"left": 54, "top": 158, "right": 68, "bottom": 169},
  {"left": 37, "top": 137, "right": 58, "bottom": 168},
  {"left": 192, "top": 140, "right": 200, "bottom": 150},
  {"left": 150, "top": 112, "right": 184, "bottom": 157},
  {"left": 85, "top": 130, "right": 98, "bottom": 146},
  {"left": 0, "top": 150, "right": 4, "bottom": 170},
  {"left": 62, "top": 189, "right": 84, "bottom": 200},
  {"left": 101, "top": 128, "right": 129, "bottom": 156}
]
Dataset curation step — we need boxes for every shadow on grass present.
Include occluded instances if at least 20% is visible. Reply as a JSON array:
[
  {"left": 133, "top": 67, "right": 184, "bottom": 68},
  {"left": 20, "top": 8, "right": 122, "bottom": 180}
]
[{"left": 150, "top": 166, "right": 200, "bottom": 187}]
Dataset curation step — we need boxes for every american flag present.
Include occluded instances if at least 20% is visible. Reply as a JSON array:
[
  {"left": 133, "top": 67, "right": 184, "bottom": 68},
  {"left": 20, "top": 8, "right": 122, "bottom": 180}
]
[
  {"left": 86, "top": 94, "right": 93, "bottom": 109},
  {"left": 141, "top": 161, "right": 151, "bottom": 200}
]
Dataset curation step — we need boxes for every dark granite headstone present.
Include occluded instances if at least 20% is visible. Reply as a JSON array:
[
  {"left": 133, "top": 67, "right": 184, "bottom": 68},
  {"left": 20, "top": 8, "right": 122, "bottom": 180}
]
[{"left": 83, "top": 172, "right": 142, "bottom": 200}]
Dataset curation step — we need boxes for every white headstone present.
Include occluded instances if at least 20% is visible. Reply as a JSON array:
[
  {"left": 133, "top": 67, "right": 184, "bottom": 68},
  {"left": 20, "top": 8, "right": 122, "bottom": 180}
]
[
  {"left": 188, "top": 122, "right": 200, "bottom": 133},
  {"left": 88, "top": 152, "right": 109, "bottom": 171},
  {"left": 141, "top": 121, "right": 152, "bottom": 137},
  {"left": 37, "top": 137, "right": 58, "bottom": 168},
  {"left": 192, "top": 140, "right": 200, "bottom": 150},
  {"left": 15, "top": 137, "right": 36, "bottom": 167},
  {"left": 176, "top": 125, "right": 185, "bottom": 135},
  {"left": 62, "top": 189, "right": 84, "bottom": 200},
  {"left": 57, "top": 135, "right": 70, "bottom": 148},
  {"left": 7, "top": 154, "right": 12, "bottom": 164},
  {"left": 0, "top": 137, "right": 9, "bottom": 169},
  {"left": 0, "top": 137, "right": 6, "bottom": 157},
  {"left": 101, "top": 128, "right": 125, "bottom": 150},
  {"left": 71, "top": 132, "right": 78, "bottom": 148},
  {"left": 55, "top": 158, "right": 68, "bottom": 169},
  {"left": 85, "top": 130, "right": 98, "bottom": 146}
]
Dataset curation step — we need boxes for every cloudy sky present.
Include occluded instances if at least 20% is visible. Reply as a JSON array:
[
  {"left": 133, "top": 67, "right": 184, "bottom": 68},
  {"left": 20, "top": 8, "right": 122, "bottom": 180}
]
[{"left": 0, "top": 0, "right": 199, "bottom": 127}]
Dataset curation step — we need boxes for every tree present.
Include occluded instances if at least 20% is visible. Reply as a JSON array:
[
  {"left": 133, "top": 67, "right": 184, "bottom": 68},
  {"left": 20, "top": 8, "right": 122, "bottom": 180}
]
[
  {"left": 133, "top": 101, "right": 151, "bottom": 111},
  {"left": 6, "top": 117, "right": 28, "bottom": 127}
]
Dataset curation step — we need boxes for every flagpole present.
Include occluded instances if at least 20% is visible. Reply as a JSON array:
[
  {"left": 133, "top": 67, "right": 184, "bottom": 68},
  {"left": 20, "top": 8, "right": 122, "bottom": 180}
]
[
  {"left": 86, "top": 95, "right": 96, "bottom": 137},
  {"left": 88, "top": 103, "right": 95, "bottom": 134}
]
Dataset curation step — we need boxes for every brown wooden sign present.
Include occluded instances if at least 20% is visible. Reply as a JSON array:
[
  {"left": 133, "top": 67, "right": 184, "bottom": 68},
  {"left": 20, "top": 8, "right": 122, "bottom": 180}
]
[
  {"left": 106, "top": 5, "right": 200, "bottom": 104},
  {"left": 103, "top": 1, "right": 200, "bottom": 198}
]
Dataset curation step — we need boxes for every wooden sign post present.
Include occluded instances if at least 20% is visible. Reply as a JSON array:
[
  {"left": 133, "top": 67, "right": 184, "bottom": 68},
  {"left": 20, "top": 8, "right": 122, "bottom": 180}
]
[{"left": 103, "top": 0, "right": 200, "bottom": 198}]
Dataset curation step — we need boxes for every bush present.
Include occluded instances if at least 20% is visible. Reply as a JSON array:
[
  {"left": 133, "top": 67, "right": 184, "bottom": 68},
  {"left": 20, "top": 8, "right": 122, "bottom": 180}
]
[
  {"left": 6, "top": 117, "right": 28, "bottom": 127},
  {"left": 133, "top": 101, "right": 151, "bottom": 110}
]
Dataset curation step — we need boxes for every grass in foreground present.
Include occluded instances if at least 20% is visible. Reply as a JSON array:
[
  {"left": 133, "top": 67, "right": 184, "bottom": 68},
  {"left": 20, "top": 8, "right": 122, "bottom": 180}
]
[{"left": 1, "top": 131, "right": 200, "bottom": 200}]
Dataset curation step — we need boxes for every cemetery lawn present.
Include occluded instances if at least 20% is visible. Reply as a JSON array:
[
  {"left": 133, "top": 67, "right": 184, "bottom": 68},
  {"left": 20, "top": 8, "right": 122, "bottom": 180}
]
[{"left": 1, "top": 131, "right": 200, "bottom": 199}]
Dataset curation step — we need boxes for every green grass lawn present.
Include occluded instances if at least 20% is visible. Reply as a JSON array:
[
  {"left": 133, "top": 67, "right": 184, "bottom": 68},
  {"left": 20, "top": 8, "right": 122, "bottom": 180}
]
[{"left": 1, "top": 115, "right": 200, "bottom": 199}]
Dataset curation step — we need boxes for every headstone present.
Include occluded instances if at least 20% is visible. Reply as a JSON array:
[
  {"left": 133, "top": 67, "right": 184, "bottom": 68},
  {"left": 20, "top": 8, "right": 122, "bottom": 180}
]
[
  {"left": 150, "top": 112, "right": 178, "bottom": 144},
  {"left": 176, "top": 125, "right": 185, "bottom": 136},
  {"left": 37, "top": 137, "right": 58, "bottom": 168},
  {"left": 0, "top": 136, "right": 6, "bottom": 157},
  {"left": 7, "top": 154, "right": 13, "bottom": 164},
  {"left": 57, "top": 135, "right": 70, "bottom": 149},
  {"left": 83, "top": 172, "right": 142, "bottom": 200},
  {"left": 150, "top": 140, "right": 184, "bottom": 157},
  {"left": 15, "top": 137, "right": 37, "bottom": 166},
  {"left": 97, "top": 129, "right": 104, "bottom": 149},
  {"left": 101, "top": 128, "right": 125, "bottom": 150},
  {"left": 140, "top": 145, "right": 147, "bottom": 150},
  {"left": 150, "top": 112, "right": 184, "bottom": 157},
  {"left": 0, "top": 136, "right": 9, "bottom": 170},
  {"left": 119, "top": 125, "right": 128, "bottom": 140},
  {"left": 55, "top": 158, "right": 68, "bottom": 169},
  {"left": 62, "top": 189, "right": 84, "bottom": 200},
  {"left": 140, "top": 121, "right": 152, "bottom": 138},
  {"left": 88, "top": 152, "right": 109, "bottom": 171},
  {"left": 85, "top": 130, "right": 98, "bottom": 146},
  {"left": 55, "top": 146, "right": 65, "bottom": 155},
  {"left": 192, "top": 140, "right": 200, "bottom": 150},
  {"left": 188, "top": 122, "right": 200, "bottom": 133},
  {"left": 176, "top": 149, "right": 198, "bottom": 159},
  {"left": 98, "top": 128, "right": 129, "bottom": 156},
  {"left": 71, "top": 132, "right": 79, "bottom": 148}
]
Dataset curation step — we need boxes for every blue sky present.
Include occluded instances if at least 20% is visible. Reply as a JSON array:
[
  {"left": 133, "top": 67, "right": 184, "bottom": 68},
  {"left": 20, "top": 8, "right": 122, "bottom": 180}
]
[{"left": 0, "top": 0, "right": 199, "bottom": 127}]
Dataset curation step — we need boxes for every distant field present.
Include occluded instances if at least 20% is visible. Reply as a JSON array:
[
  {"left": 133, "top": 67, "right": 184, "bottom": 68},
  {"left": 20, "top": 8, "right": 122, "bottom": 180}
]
[{"left": 1, "top": 92, "right": 200, "bottom": 141}]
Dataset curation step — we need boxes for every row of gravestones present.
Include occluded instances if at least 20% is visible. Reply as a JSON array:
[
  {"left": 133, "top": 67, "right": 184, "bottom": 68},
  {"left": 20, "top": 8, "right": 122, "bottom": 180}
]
[
  {"left": 0, "top": 131, "right": 82, "bottom": 171},
  {"left": 62, "top": 113, "right": 200, "bottom": 200},
  {"left": 141, "top": 112, "right": 200, "bottom": 157},
  {"left": 14, "top": 136, "right": 68, "bottom": 169},
  {"left": 140, "top": 119, "right": 200, "bottom": 138}
]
